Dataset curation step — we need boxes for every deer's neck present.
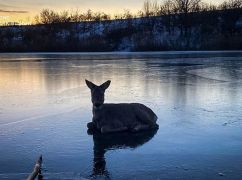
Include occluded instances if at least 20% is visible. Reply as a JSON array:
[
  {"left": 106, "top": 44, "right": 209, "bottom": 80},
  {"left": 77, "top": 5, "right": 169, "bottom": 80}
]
[{"left": 92, "top": 105, "right": 103, "bottom": 114}]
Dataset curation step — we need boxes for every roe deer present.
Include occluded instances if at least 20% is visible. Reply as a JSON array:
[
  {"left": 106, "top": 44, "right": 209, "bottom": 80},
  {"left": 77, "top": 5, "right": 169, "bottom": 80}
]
[{"left": 85, "top": 80, "right": 158, "bottom": 134}]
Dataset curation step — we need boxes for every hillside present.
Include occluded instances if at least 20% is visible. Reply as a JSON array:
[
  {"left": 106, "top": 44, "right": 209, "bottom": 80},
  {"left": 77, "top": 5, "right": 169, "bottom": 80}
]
[{"left": 0, "top": 8, "right": 242, "bottom": 52}]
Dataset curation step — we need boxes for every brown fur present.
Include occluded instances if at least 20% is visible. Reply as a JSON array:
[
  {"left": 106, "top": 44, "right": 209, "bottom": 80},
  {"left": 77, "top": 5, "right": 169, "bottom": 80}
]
[{"left": 86, "top": 80, "right": 158, "bottom": 134}]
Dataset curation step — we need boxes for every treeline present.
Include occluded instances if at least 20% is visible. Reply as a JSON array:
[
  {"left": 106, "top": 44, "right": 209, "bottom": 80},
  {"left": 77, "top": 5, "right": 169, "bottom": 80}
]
[
  {"left": 34, "top": 9, "right": 111, "bottom": 24},
  {"left": 33, "top": 0, "right": 242, "bottom": 24},
  {"left": 0, "top": 0, "right": 242, "bottom": 52}
]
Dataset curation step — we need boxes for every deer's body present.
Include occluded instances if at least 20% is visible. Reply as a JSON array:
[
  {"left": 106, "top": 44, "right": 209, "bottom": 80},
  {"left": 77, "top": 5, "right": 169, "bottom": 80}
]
[{"left": 86, "top": 80, "right": 158, "bottom": 134}]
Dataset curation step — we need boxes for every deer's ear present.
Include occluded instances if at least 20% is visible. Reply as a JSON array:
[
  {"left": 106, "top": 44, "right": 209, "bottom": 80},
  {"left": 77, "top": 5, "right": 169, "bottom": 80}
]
[
  {"left": 100, "top": 80, "right": 111, "bottom": 90},
  {"left": 85, "top": 80, "right": 96, "bottom": 90}
]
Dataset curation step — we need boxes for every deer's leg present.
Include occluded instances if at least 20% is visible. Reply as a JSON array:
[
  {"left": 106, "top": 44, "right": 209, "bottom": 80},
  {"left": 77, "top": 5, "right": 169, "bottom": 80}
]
[
  {"left": 131, "top": 124, "right": 151, "bottom": 132},
  {"left": 87, "top": 122, "right": 96, "bottom": 130},
  {"left": 101, "top": 125, "right": 128, "bottom": 134},
  {"left": 135, "top": 112, "right": 155, "bottom": 126}
]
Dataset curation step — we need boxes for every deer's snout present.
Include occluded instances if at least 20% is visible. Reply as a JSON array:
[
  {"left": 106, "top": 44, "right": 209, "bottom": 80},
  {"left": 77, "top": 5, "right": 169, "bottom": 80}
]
[
  {"left": 92, "top": 95, "right": 104, "bottom": 107},
  {"left": 91, "top": 88, "right": 105, "bottom": 107},
  {"left": 94, "top": 102, "right": 102, "bottom": 107}
]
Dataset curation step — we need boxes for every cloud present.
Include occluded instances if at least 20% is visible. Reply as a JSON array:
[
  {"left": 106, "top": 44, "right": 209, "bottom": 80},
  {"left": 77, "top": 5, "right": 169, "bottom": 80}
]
[
  {"left": 0, "top": 2, "right": 28, "bottom": 13},
  {"left": 0, "top": 9, "right": 28, "bottom": 13},
  {"left": 0, "top": 3, "right": 17, "bottom": 8}
]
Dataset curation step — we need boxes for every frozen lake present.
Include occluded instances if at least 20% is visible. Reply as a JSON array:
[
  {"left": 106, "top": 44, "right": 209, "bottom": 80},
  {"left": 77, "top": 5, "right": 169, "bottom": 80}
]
[{"left": 0, "top": 52, "right": 242, "bottom": 179}]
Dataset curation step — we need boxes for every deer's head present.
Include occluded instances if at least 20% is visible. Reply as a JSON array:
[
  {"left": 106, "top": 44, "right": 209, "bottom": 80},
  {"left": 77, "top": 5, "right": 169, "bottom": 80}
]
[{"left": 85, "top": 80, "right": 111, "bottom": 108}]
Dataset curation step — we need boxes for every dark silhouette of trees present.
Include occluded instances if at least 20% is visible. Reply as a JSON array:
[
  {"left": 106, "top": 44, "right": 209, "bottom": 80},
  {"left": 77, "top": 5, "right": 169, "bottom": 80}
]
[
  {"left": 220, "top": 0, "right": 242, "bottom": 9},
  {"left": 171, "top": 0, "right": 202, "bottom": 36},
  {"left": 37, "top": 9, "right": 59, "bottom": 24},
  {"left": 34, "top": 9, "right": 111, "bottom": 25},
  {"left": 142, "top": 0, "right": 161, "bottom": 16},
  {"left": 0, "top": 0, "right": 242, "bottom": 52}
]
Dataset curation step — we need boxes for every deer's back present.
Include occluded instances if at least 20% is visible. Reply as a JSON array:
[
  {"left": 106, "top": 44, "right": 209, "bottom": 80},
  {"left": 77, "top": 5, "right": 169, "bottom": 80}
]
[{"left": 94, "top": 103, "right": 157, "bottom": 128}]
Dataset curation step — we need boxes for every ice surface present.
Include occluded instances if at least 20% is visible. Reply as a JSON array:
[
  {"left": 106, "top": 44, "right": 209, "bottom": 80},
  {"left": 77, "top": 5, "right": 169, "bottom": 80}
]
[{"left": 0, "top": 51, "right": 242, "bottom": 179}]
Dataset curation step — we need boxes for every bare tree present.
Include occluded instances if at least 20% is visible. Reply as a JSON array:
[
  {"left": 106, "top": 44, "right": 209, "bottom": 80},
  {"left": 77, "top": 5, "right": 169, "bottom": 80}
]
[
  {"left": 169, "top": 0, "right": 202, "bottom": 36},
  {"left": 85, "top": 9, "right": 93, "bottom": 21},
  {"left": 142, "top": 0, "right": 161, "bottom": 17},
  {"left": 123, "top": 9, "right": 133, "bottom": 19},
  {"left": 39, "top": 9, "right": 59, "bottom": 24},
  {"left": 59, "top": 11, "right": 71, "bottom": 23},
  {"left": 160, "top": 0, "right": 174, "bottom": 15},
  {"left": 220, "top": 0, "right": 242, "bottom": 9},
  {"left": 114, "top": 13, "right": 124, "bottom": 20},
  {"left": 101, "top": 13, "right": 111, "bottom": 21},
  {"left": 34, "top": 15, "right": 40, "bottom": 24},
  {"left": 151, "top": 0, "right": 161, "bottom": 16},
  {"left": 199, "top": 2, "right": 217, "bottom": 11},
  {"left": 137, "top": 10, "right": 145, "bottom": 18},
  {"left": 172, "top": 0, "right": 202, "bottom": 13},
  {"left": 160, "top": 0, "right": 175, "bottom": 33},
  {"left": 143, "top": 0, "right": 152, "bottom": 17},
  {"left": 93, "top": 12, "right": 102, "bottom": 21},
  {"left": 70, "top": 9, "right": 80, "bottom": 22}
]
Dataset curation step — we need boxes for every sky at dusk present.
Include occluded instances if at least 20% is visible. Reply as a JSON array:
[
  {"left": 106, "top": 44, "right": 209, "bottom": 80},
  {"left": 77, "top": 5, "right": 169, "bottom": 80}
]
[{"left": 0, "top": 0, "right": 225, "bottom": 24}]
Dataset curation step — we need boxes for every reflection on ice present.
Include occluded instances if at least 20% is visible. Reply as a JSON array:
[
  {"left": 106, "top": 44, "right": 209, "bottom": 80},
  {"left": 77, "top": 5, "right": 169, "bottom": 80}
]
[{"left": 90, "top": 129, "right": 158, "bottom": 179}]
